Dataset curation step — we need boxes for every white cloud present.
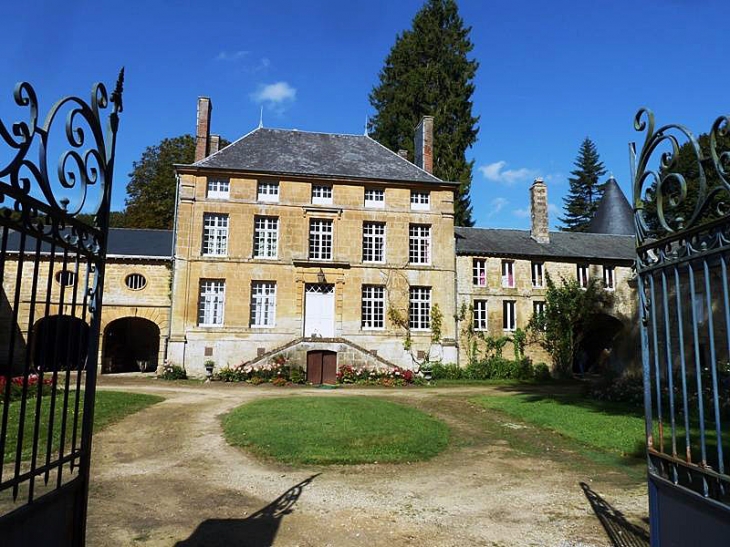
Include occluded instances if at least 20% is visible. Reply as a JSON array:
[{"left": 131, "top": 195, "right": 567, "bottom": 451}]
[
  {"left": 250, "top": 82, "right": 297, "bottom": 106},
  {"left": 478, "top": 161, "right": 540, "bottom": 185},
  {"left": 215, "top": 50, "right": 249, "bottom": 61},
  {"left": 513, "top": 207, "right": 530, "bottom": 219},
  {"left": 513, "top": 202, "right": 560, "bottom": 221},
  {"left": 548, "top": 203, "right": 560, "bottom": 215},
  {"left": 488, "top": 197, "right": 509, "bottom": 217}
]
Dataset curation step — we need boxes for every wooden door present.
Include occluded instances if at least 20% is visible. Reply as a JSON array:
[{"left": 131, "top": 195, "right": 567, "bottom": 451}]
[
  {"left": 306, "top": 350, "right": 337, "bottom": 384},
  {"left": 307, "top": 351, "right": 323, "bottom": 384},
  {"left": 322, "top": 351, "right": 337, "bottom": 384}
]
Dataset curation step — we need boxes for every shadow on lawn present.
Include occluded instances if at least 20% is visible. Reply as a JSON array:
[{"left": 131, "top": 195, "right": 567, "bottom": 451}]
[
  {"left": 581, "top": 482, "right": 649, "bottom": 547},
  {"left": 175, "top": 474, "right": 319, "bottom": 547}
]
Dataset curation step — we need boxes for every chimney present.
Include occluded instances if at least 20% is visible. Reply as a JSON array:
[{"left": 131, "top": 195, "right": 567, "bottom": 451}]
[
  {"left": 414, "top": 116, "right": 434, "bottom": 174},
  {"left": 530, "top": 178, "right": 550, "bottom": 244},
  {"left": 209, "top": 134, "right": 221, "bottom": 155},
  {"left": 195, "top": 97, "right": 212, "bottom": 162},
  {"left": 397, "top": 149, "right": 409, "bottom": 160}
]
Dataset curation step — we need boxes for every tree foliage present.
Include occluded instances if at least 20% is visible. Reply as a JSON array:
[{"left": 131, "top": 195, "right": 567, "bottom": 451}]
[
  {"left": 369, "top": 0, "right": 479, "bottom": 227},
  {"left": 527, "top": 274, "right": 612, "bottom": 377},
  {"left": 559, "top": 137, "right": 607, "bottom": 232}
]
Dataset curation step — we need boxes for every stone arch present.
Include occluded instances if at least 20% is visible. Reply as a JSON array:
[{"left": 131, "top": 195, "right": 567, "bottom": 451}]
[
  {"left": 102, "top": 317, "right": 160, "bottom": 373},
  {"left": 32, "top": 315, "right": 90, "bottom": 372},
  {"left": 575, "top": 312, "right": 626, "bottom": 374}
]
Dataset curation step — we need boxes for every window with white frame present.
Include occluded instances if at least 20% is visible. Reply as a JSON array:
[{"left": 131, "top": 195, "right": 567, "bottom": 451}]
[
  {"left": 410, "top": 190, "right": 430, "bottom": 211},
  {"left": 409, "top": 224, "right": 431, "bottom": 264},
  {"left": 473, "top": 300, "right": 488, "bottom": 331},
  {"left": 312, "top": 185, "right": 333, "bottom": 205},
  {"left": 250, "top": 281, "right": 277, "bottom": 327},
  {"left": 362, "top": 222, "right": 385, "bottom": 263},
  {"left": 533, "top": 300, "right": 546, "bottom": 318},
  {"left": 206, "top": 178, "right": 230, "bottom": 199},
  {"left": 603, "top": 266, "right": 615, "bottom": 290},
  {"left": 361, "top": 285, "right": 385, "bottom": 329},
  {"left": 202, "top": 213, "right": 228, "bottom": 256},
  {"left": 198, "top": 280, "right": 225, "bottom": 326},
  {"left": 501, "top": 260, "right": 515, "bottom": 288},
  {"left": 253, "top": 216, "right": 279, "bottom": 259},
  {"left": 531, "top": 262, "right": 544, "bottom": 288},
  {"left": 409, "top": 287, "right": 431, "bottom": 330},
  {"left": 309, "top": 219, "right": 333, "bottom": 260},
  {"left": 503, "top": 300, "right": 516, "bottom": 331},
  {"left": 364, "top": 188, "right": 384, "bottom": 208},
  {"left": 473, "top": 258, "right": 487, "bottom": 286},
  {"left": 257, "top": 180, "right": 279, "bottom": 202},
  {"left": 577, "top": 264, "right": 589, "bottom": 288}
]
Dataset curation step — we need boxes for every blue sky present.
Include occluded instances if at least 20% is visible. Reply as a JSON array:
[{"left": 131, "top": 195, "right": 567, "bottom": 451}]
[{"left": 2, "top": 0, "right": 728, "bottom": 228}]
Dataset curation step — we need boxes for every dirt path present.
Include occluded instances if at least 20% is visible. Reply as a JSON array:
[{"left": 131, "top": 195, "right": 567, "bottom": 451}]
[{"left": 86, "top": 379, "right": 648, "bottom": 546}]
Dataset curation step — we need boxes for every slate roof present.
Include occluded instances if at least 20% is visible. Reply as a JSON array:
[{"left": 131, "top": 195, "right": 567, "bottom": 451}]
[
  {"left": 455, "top": 227, "right": 635, "bottom": 262},
  {"left": 588, "top": 177, "right": 635, "bottom": 236},
  {"left": 187, "top": 127, "right": 446, "bottom": 185}
]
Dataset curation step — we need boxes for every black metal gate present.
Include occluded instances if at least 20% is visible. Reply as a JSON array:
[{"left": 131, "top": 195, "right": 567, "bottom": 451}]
[
  {"left": 633, "top": 108, "right": 730, "bottom": 545},
  {"left": 0, "top": 73, "right": 123, "bottom": 545}
]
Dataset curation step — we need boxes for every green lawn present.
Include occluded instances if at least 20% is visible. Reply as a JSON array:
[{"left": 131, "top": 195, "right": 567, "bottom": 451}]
[
  {"left": 223, "top": 396, "right": 450, "bottom": 465},
  {"left": 2, "top": 390, "right": 163, "bottom": 461}
]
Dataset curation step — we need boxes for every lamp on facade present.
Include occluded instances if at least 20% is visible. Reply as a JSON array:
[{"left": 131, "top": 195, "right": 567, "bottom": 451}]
[{"left": 317, "top": 268, "right": 326, "bottom": 284}]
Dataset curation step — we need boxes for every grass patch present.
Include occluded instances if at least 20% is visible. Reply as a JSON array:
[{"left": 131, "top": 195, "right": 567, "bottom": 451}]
[
  {"left": 2, "top": 390, "right": 163, "bottom": 461},
  {"left": 223, "top": 396, "right": 450, "bottom": 465}
]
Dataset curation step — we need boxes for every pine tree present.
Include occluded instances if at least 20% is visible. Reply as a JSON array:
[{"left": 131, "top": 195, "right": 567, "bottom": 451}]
[
  {"left": 559, "top": 137, "right": 607, "bottom": 232},
  {"left": 369, "top": 0, "right": 479, "bottom": 227}
]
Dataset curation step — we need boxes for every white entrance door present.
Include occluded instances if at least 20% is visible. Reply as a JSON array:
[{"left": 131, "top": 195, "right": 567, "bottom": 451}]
[{"left": 304, "top": 284, "right": 335, "bottom": 338}]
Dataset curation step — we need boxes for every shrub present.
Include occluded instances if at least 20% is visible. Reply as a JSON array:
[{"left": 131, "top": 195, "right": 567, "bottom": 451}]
[
  {"left": 289, "top": 367, "right": 305, "bottom": 384},
  {"left": 590, "top": 372, "right": 644, "bottom": 407},
  {"left": 250, "top": 376, "right": 265, "bottom": 385},
  {"left": 335, "top": 365, "right": 416, "bottom": 386},
  {"left": 464, "top": 357, "right": 535, "bottom": 381},
  {"left": 430, "top": 362, "right": 463, "bottom": 380},
  {"left": 159, "top": 361, "right": 187, "bottom": 380},
  {"left": 534, "top": 362, "right": 551, "bottom": 382},
  {"left": 271, "top": 377, "right": 288, "bottom": 387},
  {"left": 0, "top": 374, "right": 56, "bottom": 403}
]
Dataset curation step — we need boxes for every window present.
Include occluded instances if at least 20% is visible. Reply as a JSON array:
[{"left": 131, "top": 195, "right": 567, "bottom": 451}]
[
  {"left": 257, "top": 180, "right": 279, "bottom": 202},
  {"left": 250, "top": 282, "right": 276, "bottom": 327},
  {"left": 531, "top": 262, "right": 544, "bottom": 288},
  {"left": 577, "top": 264, "right": 589, "bottom": 288},
  {"left": 206, "top": 178, "right": 230, "bottom": 199},
  {"left": 361, "top": 285, "right": 385, "bottom": 329},
  {"left": 503, "top": 300, "right": 516, "bottom": 331},
  {"left": 473, "top": 258, "right": 487, "bottom": 287},
  {"left": 309, "top": 219, "right": 333, "bottom": 260},
  {"left": 202, "top": 213, "right": 228, "bottom": 256},
  {"left": 473, "top": 300, "right": 488, "bottom": 331},
  {"left": 125, "top": 273, "right": 147, "bottom": 290},
  {"left": 410, "top": 190, "right": 430, "bottom": 211},
  {"left": 501, "top": 260, "right": 515, "bottom": 288},
  {"left": 409, "top": 287, "right": 431, "bottom": 330},
  {"left": 55, "top": 270, "right": 75, "bottom": 287},
  {"left": 409, "top": 224, "right": 431, "bottom": 264},
  {"left": 312, "top": 185, "right": 333, "bottom": 205},
  {"left": 365, "top": 188, "right": 384, "bottom": 208},
  {"left": 253, "top": 216, "right": 279, "bottom": 259},
  {"left": 362, "top": 222, "right": 385, "bottom": 263},
  {"left": 533, "top": 300, "right": 546, "bottom": 317},
  {"left": 198, "top": 280, "right": 225, "bottom": 326},
  {"left": 603, "top": 266, "right": 615, "bottom": 290}
]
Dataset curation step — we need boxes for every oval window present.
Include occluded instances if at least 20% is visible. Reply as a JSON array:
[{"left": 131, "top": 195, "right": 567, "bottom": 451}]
[
  {"left": 125, "top": 273, "right": 147, "bottom": 290},
  {"left": 55, "top": 270, "right": 76, "bottom": 287}
]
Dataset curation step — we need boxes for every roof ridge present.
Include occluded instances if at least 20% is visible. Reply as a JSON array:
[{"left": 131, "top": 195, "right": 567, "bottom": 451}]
[{"left": 255, "top": 127, "right": 370, "bottom": 138}]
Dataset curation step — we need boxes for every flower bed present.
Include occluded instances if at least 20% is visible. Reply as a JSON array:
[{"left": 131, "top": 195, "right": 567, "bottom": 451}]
[
  {"left": 336, "top": 365, "right": 417, "bottom": 386},
  {"left": 217, "top": 355, "right": 303, "bottom": 385},
  {"left": 0, "top": 374, "right": 57, "bottom": 404}
]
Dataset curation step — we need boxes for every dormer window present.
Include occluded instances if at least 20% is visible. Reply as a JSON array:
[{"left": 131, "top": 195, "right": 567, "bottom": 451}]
[
  {"left": 257, "top": 181, "right": 279, "bottom": 202},
  {"left": 410, "top": 190, "right": 430, "bottom": 211},
  {"left": 312, "top": 185, "right": 333, "bottom": 205}
]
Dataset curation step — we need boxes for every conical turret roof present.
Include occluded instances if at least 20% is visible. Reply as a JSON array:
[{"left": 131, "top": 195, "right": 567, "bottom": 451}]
[{"left": 588, "top": 177, "right": 634, "bottom": 235}]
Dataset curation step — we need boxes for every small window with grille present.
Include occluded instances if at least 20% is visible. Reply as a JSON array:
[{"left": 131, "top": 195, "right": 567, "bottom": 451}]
[
  {"left": 125, "top": 273, "right": 147, "bottom": 291},
  {"left": 55, "top": 270, "right": 76, "bottom": 287}
]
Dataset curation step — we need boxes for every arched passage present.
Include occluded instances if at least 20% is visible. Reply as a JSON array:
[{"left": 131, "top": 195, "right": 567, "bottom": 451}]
[
  {"left": 102, "top": 317, "right": 160, "bottom": 373},
  {"left": 575, "top": 313, "right": 626, "bottom": 374},
  {"left": 33, "top": 315, "right": 90, "bottom": 372}
]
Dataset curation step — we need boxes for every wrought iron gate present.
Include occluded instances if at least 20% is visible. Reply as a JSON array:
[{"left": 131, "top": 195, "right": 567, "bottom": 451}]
[
  {"left": 0, "top": 73, "right": 123, "bottom": 545},
  {"left": 634, "top": 108, "right": 730, "bottom": 545}
]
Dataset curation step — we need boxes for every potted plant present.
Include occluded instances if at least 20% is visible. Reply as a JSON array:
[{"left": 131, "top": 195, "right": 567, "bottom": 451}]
[{"left": 204, "top": 359, "right": 215, "bottom": 381}]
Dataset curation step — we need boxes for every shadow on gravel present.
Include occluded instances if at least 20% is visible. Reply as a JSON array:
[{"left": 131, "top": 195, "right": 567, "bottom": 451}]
[
  {"left": 581, "top": 482, "right": 649, "bottom": 547},
  {"left": 175, "top": 474, "right": 319, "bottom": 547}
]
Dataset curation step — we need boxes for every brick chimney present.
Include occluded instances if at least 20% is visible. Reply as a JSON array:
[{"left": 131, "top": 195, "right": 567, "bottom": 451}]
[
  {"left": 195, "top": 97, "right": 212, "bottom": 162},
  {"left": 530, "top": 178, "right": 550, "bottom": 244},
  {"left": 414, "top": 116, "right": 434, "bottom": 174},
  {"left": 209, "top": 134, "right": 221, "bottom": 155}
]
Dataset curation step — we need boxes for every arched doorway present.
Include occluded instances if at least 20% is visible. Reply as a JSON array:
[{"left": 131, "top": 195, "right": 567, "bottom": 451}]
[
  {"left": 306, "top": 350, "right": 337, "bottom": 384},
  {"left": 575, "top": 313, "right": 625, "bottom": 374},
  {"left": 102, "top": 318, "right": 160, "bottom": 373},
  {"left": 33, "top": 316, "right": 90, "bottom": 372}
]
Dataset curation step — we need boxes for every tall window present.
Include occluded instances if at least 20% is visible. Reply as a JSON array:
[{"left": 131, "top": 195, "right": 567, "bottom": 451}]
[
  {"left": 312, "top": 185, "right": 333, "bottom": 205},
  {"left": 361, "top": 285, "right": 385, "bottom": 329},
  {"left": 202, "top": 213, "right": 228, "bottom": 256},
  {"left": 257, "top": 180, "right": 279, "bottom": 202},
  {"left": 250, "top": 282, "right": 277, "bottom": 327},
  {"left": 362, "top": 222, "right": 385, "bottom": 263},
  {"left": 473, "top": 300, "right": 488, "bottom": 331},
  {"left": 207, "top": 178, "right": 230, "bottom": 199},
  {"left": 577, "top": 264, "right": 589, "bottom": 288},
  {"left": 473, "top": 258, "right": 487, "bottom": 286},
  {"left": 533, "top": 300, "right": 546, "bottom": 318},
  {"left": 501, "top": 260, "right": 515, "bottom": 288},
  {"left": 409, "top": 287, "right": 431, "bottom": 330},
  {"left": 603, "top": 266, "right": 615, "bottom": 290},
  {"left": 309, "top": 219, "right": 333, "bottom": 260},
  {"left": 409, "top": 224, "right": 431, "bottom": 264},
  {"left": 253, "top": 216, "right": 279, "bottom": 259},
  {"left": 531, "top": 262, "right": 544, "bottom": 288},
  {"left": 198, "top": 280, "right": 225, "bottom": 326},
  {"left": 503, "top": 300, "right": 516, "bottom": 331},
  {"left": 410, "top": 191, "right": 430, "bottom": 211},
  {"left": 365, "top": 188, "right": 384, "bottom": 208}
]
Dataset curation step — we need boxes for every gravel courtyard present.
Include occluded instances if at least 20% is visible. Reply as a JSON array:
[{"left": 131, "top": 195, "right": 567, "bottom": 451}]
[{"left": 86, "top": 377, "right": 649, "bottom": 546}]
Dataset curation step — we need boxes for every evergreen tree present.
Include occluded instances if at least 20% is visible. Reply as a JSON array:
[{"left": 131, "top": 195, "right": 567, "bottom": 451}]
[
  {"left": 559, "top": 137, "right": 607, "bottom": 232},
  {"left": 369, "top": 0, "right": 479, "bottom": 227}
]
